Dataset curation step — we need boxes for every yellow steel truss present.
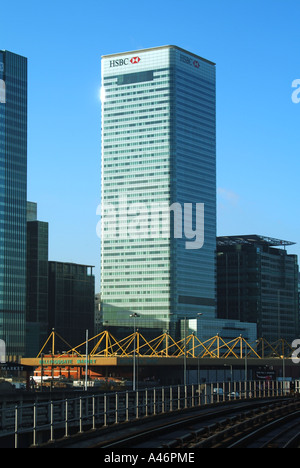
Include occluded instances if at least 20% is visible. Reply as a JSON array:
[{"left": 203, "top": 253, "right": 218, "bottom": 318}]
[{"left": 37, "top": 330, "right": 295, "bottom": 360}]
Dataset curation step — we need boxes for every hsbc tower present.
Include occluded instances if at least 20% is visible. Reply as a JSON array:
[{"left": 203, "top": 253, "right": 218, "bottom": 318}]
[{"left": 100, "top": 46, "right": 216, "bottom": 338}]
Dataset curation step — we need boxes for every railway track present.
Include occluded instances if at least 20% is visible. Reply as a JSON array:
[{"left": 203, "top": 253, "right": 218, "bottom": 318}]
[
  {"left": 222, "top": 410, "right": 300, "bottom": 448},
  {"left": 173, "top": 398, "right": 300, "bottom": 449},
  {"left": 81, "top": 397, "right": 298, "bottom": 449}
]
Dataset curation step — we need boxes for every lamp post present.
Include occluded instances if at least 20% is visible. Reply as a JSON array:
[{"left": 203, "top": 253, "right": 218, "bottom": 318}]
[
  {"left": 184, "top": 318, "right": 187, "bottom": 387},
  {"left": 130, "top": 313, "right": 140, "bottom": 391},
  {"left": 40, "top": 353, "right": 44, "bottom": 392},
  {"left": 224, "top": 364, "right": 233, "bottom": 382},
  {"left": 183, "top": 313, "right": 203, "bottom": 387},
  {"left": 85, "top": 329, "right": 89, "bottom": 391}
]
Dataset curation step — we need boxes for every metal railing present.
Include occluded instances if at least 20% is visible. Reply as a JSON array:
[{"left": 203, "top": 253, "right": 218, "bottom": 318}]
[{"left": 0, "top": 380, "right": 291, "bottom": 448}]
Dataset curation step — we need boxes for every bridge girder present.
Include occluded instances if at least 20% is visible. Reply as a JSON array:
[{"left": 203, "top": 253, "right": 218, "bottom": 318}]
[{"left": 21, "top": 330, "right": 295, "bottom": 368}]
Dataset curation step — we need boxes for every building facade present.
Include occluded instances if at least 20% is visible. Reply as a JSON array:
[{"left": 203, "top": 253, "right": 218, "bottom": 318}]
[
  {"left": 217, "top": 235, "right": 299, "bottom": 343},
  {"left": 0, "top": 50, "right": 27, "bottom": 357},
  {"left": 100, "top": 46, "right": 216, "bottom": 338},
  {"left": 48, "top": 262, "right": 95, "bottom": 347},
  {"left": 26, "top": 202, "right": 49, "bottom": 356},
  {"left": 94, "top": 293, "right": 102, "bottom": 335}
]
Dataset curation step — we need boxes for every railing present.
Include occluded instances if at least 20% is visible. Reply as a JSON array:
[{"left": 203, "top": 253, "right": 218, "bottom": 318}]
[{"left": 0, "top": 380, "right": 291, "bottom": 448}]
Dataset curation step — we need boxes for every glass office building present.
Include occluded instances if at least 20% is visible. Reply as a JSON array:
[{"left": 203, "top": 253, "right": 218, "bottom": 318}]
[
  {"left": 217, "top": 235, "right": 299, "bottom": 343},
  {"left": 48, "top": 262, "right": 95, "bottom": 346},
  {"left": 26, "top": 202, "right": 49, "bottom": 356},
  {"left": 100, "top": 46, "right": 216, "bottom": 338},
  {"left": 0, "top": 51, "right": 27, "bottom": 357}
]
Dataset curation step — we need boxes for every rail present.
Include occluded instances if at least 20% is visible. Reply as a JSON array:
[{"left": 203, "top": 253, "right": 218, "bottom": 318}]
[{"left": 0, "top": 380, "right": 291, "bottom": 448}]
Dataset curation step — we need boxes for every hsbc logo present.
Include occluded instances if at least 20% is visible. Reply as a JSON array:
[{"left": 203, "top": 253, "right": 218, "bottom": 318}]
[
  {"left": 110, "top": 56, "right": 141, "bottom": 68},
  {"left": 130, "top": 56, "right": 140, "bottom": 64},
  {"left": 180, "top": 54, "right": 201, "bottom": 69}
]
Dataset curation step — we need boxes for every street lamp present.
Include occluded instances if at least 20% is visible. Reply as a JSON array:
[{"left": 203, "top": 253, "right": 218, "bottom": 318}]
[
  {"left": 130, "top": 313, "right": 140, "bottom": 391},
  {"left": 183, "top": 313, "right": 203, "bottom": 387},
  {"left": 240, "top": 334, "right": 247, "bottom": 382},
  {"left": 224, "top": 364, "right": 233, "bottom": 382},
  {"left": 85, "top": 329, "right": 89, "bottom": 391}
]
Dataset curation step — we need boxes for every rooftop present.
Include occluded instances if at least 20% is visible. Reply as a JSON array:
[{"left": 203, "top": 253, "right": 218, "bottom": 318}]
[
  {"left": 217, "top": 235, "right": 296, "bottom": 248},
  {"left": 102, "top": 45, "right": 216, "bottom": 66}
]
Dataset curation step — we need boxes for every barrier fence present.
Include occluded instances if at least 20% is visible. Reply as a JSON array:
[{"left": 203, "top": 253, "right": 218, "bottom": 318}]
[{"left": 0, "top": 380, "right": 291, "bottom": 448}]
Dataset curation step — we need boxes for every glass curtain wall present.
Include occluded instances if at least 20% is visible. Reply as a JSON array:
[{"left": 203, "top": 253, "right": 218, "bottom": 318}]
[
  {"left": 101, "top": 46, "right": 216, "bottom": 339},
  {"left": 0, "top": 51, "right": 27, "bottom": 356}
]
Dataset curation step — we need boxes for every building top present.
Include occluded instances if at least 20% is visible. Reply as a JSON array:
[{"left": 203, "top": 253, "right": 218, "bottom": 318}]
[
  {"left": 102, "top": 45, "right": 216, "bottom": 66},
  {"left": 49, "top": 261, "right": 95, "bottom": 268},
  {"left": 217, "top": 235, "right": 296, "bottom": 248},
  {"left": 27, "top": 201, "right": 37, "bottom": 222}
]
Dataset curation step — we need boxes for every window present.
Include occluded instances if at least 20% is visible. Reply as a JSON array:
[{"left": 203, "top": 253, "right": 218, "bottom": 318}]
[{"left": 117, "top": 71, "right": 153, "bottom": 85}]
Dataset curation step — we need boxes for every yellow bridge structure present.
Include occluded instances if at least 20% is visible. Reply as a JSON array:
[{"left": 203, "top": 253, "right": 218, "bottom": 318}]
[{"left": 21, "top": 329, "right": 296, "bottom": 369}]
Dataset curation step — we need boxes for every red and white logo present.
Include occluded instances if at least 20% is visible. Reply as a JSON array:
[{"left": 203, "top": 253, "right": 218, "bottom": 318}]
[
  {"left": 110, "top": 56, "right": 141, "bottom": 68},
  {"left": 130, "top": 56, "right": 141, "bottom": 64}
]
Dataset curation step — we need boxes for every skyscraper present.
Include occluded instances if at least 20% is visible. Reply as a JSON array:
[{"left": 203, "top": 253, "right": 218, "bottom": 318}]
[
  {"left": 26, "top": 202, "right": 49, "bottom": 356},
  {"left": 48, "top": 262, "right": 95, "bottom": 346},
  {"left": 0, "top": 51, "right": 27, "bottom": 356},
  {"left": 217, "top": 235, "right": 299, "bottom": 342},
  {"left": 100, "top": 46, "right": 216, "bottom": 338}
]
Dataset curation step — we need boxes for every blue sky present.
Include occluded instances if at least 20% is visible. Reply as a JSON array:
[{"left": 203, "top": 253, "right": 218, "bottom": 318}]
[{"left": 1, "top": 0, "right": 299, "bottom": 291}]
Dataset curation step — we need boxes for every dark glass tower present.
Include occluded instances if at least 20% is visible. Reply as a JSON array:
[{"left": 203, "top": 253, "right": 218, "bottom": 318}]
[
  {"left": 0, "top": 50, "right": 27, "bottom": 357},
  {"left": 26, "top": 202, "right": 49, "bottom": 356},
  {"left": 48, "top": 262, "right": 95, "bottom": 346},
  {"left": 217, "top": 235, "right": 299, "bottom": 342}
]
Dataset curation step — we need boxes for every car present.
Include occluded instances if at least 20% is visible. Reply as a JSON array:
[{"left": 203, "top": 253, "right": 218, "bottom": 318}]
[
  {"left": 213, "top": 387, "right": 224, "bottom": 395},
  {"left": 228, "top": 391, "right": 239, "bottom": 398}
]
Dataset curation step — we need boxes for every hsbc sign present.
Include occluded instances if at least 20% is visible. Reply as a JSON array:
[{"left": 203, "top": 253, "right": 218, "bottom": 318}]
[
  {"left": 130, "top": 57, "right": 141, "bottom": 64},
  {"left": 110, "top": 56, "right": 141, "bottom": 68},
  {"left": 180, "top": 53, "right": 201, "bottom": 69}
]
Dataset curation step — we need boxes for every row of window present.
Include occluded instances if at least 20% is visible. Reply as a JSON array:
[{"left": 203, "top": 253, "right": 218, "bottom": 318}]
[{"left": 103, "top": 119, "right": 169, "bottom": 131}]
